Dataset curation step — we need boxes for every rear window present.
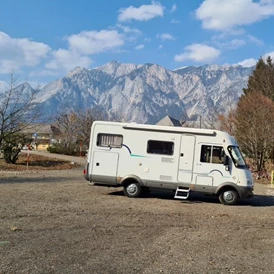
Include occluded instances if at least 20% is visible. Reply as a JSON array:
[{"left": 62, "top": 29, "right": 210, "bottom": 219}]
[{"left": 97, "top": 134, "right": 123, "bottom": 148}]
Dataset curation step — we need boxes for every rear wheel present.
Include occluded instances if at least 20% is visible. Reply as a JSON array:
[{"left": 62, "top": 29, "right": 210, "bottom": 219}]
[
  {"left": 123, "top": 182, "right": 142, "bottom": 198},
  {"left": 219, "top": 189, "right": 238, "bottom": 205}
]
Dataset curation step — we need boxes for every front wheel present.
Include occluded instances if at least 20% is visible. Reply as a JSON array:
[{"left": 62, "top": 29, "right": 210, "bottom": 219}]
[
  {"left": 123, "top": 182, "right": 142, "bottom": 198},
  {"left": 219, "top": 189, "right": 238, "bottom": 205}
]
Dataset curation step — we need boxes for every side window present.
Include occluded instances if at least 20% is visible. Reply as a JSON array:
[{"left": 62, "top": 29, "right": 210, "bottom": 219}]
[
  {"left": 200, "top": 145, "right": 224, "bottom": 164},
  {"left": 200, "top": 145, "right": 211, "bottom": 163},
  {"left": 212, "top": 146, "right": 225, "bottom": 164},
  {"left": 97, "top": 134, "right": 123, "bottom": 148},
  {"left": 147, "top": 140, "right": 174, "bottom": 155}
]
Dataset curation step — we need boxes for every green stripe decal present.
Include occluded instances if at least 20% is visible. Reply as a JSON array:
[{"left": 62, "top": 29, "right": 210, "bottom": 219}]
[{"left": 130, "top": 154, "right": 147, "bottom": 158}]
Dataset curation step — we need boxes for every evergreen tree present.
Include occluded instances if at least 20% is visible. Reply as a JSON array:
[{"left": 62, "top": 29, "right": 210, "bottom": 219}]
[{"left": 243, "top": 56, "right": 274, "bottom": 101}]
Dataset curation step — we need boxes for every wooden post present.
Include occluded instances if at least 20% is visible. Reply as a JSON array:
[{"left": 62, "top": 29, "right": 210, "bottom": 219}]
[
  {"left": 80, "top": 142, "right": 83, "bottom": 157},
  {"left": 26, "top": 150, "right": 30, "bottom": 170}
]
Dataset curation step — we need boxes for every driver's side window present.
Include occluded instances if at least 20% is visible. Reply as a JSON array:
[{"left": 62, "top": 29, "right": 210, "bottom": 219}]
[{"left": 200, "top": 145, "right": 224, "bottom": 164}]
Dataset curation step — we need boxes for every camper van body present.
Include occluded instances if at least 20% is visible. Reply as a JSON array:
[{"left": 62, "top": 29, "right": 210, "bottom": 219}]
[{"left": 84, "top": 121, "right": 254, "bottom": 205}]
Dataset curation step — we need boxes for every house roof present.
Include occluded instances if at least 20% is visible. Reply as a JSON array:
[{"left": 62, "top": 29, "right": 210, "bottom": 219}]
[
  {"left": 156, "top": 115, "right": 182, "bottom": 127},
  {"left": 21, "top": 124, "right": 62, "bottom": 135}
]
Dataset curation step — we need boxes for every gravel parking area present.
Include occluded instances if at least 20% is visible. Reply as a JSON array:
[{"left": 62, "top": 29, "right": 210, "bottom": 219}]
[{"left": 1, "top": 164, "right": 274, "bottom": 274}]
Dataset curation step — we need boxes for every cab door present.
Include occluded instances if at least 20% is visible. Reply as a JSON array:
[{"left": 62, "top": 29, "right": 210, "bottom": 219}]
[{"left": 194, "top": 144, "right": 230, "bottom": 191}]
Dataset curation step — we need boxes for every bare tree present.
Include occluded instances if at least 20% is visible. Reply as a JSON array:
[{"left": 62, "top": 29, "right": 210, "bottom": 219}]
[
  {"left": 53, "top": 109, "right": 103, "bottom": 155},
  {"left": 218, "top": 108, "right": 236, "bottom": 136},
  {"left": 234, "top": 92, "right": 274, "bottom": 173},
  {"left": 75, "top": 110, "right": 97, "bottom": 146},
  {"left": 0, "top": 71, "right": 41, "bottom": 162}
]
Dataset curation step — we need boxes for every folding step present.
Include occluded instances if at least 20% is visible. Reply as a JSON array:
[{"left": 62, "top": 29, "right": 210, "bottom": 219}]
[{"left": 174, "top": 186, "right": 190, "bottom": 200}]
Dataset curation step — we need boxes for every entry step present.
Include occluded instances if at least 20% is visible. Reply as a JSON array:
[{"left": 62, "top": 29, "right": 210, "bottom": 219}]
[{"left": 174, "top": 187, "right": 190, "bottom": 200}]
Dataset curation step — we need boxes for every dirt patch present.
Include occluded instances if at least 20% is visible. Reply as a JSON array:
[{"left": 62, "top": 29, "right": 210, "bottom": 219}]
[
  {"left": 0, "top": 153, "right": 79, "bottom": 171},
  {"left": 0, "top": 170, "right": 274, "bottom": 274}
]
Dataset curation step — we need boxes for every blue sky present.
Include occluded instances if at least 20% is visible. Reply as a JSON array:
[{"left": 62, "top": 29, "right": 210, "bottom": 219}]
[{"left": 1, "top": 0, "right": 274, "bottom": 86}]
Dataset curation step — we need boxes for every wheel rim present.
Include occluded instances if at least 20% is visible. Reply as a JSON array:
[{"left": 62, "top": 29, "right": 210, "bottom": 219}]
[
  {"left": 127, "top": 183, "right": 138, "bottom": 195},
  {"left": 223, "top": 191, "right": 235, "bottom": 202}
]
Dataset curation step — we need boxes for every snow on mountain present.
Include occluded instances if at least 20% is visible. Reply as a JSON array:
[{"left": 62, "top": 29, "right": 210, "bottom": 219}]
[{"left": 18, "top": 62, "right": 254, "bottom": 124}]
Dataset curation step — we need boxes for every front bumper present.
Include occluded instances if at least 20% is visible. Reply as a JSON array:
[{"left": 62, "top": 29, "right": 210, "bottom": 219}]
[{"left": 238, "top": 186, "right": 254, "bottom": 198}]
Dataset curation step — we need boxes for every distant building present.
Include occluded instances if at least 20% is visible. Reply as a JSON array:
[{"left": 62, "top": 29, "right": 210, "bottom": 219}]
[
  {"left": 22, "top": 124, "right": 62, "bottom": 150},
  {"left": 156, "top": 115, "right": 182, "bottom": 127}
]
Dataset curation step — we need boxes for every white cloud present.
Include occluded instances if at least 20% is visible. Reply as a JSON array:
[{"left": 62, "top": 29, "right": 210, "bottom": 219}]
[
  {"left": 118, "top": 2, "right": 164, "bottom": 22},
  {"left": 170, "top": 19, "right": 181, "bottom": 24},
  {"left": 116, "top": 24, "right": 142, "bottom": 43},
  {"left": 43, "top": 29, "right": 125, "bottom": 73},
  {"left": 157, "top": 33, "right": 175, "bottom": 41},
  {"left": 67, "top": 30, "right": 124, "bottom": 55},
  {"left": 228, "top": 39, "right": 246, "bottom": 49},
  {"left": 264, "top": 51, "right": 274, "bottom": 60},
  {"left": 0, "top": 28, "right": 126, "bottom": 78},
  {"left": 212, "top": 29, "right": 245, "bottom": 40},
  {"left": 170, "top": 4, "right": 177, "bottom": 13},
  {"left": 144, "top": 37, "right": 152, "bottom": 42},
  {"left": 237, "top": 58, "right": 257, "bottom": 67},
  {"left": 116, "top": 24, "right": 141, "bottom": 34},
  {"left": 174, "top": 43, "right": 220, "bottom": 63},
  {"left": 0, "top": 31, "right": 50, "bottom": 74},
  {"left": 135, "top": 44, "right": 144, "bottom": 50},
  {"left": 212, "top": 33, "right": 264, "bottom": 50},
  {"left": 45, "top": 49, "right": 92, "bottom": 71},
  {"left": 247, "top": 35, "right": 264, "bottom": 46},
  {"left": 215, "top": 39, "right": 246, "bottom": 49},
  {"left": 196, "top": 0, "right": 274, "bottom": 31},
  {"left": 29, "top": 69, "right": 62, "bottom": 78}
]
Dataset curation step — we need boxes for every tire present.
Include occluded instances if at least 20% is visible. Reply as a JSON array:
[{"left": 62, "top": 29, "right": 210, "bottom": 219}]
[
  {"left": 219, "top": 189, "right": 238, "bottom": 205},
  {"left": 123, "top": 182, "right": 142, "bottom": 198}
]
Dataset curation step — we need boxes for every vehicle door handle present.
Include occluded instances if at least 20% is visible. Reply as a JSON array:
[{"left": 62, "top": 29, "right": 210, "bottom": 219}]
[
  {"left": 96, "top": 163, "right": 100, "bottom": 166},
  {"left": 180, "top": 153, "right": 184, "bottom": 157}
]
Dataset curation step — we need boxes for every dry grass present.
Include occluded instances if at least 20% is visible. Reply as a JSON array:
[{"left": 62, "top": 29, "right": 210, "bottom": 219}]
[{"left": 0, "top": 153, "right": 79, "bottom": 171}]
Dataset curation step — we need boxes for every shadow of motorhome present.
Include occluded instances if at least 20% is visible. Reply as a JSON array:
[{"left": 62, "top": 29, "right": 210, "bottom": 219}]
[
  {"left": 238, "top": 195, "right": 274, "bottom": 207},
  {"left": 108, "top": 189, "right": 220, "bottom": 203},
  {"left": 108, "top": 188, "right": 274, "bottom": 207},
  {"left": 108, "top": 189, "right": 175, "bottom": 200}
]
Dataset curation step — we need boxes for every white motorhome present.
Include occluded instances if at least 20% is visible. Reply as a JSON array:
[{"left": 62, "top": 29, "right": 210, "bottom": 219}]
[{"left": 84, "top": 121, "right": 254, "bottom": 205}]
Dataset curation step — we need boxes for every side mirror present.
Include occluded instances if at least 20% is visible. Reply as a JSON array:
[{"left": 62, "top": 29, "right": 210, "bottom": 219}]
[{"left": 223, "top": 155, "right": 229, "bottom": 166}]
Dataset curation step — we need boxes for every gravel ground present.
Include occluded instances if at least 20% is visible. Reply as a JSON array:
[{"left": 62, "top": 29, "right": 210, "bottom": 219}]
[{"left": 1, "top": 156, "right": 274, "bottom": 274}]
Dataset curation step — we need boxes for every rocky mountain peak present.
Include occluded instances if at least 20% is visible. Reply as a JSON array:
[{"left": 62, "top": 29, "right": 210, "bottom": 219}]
[
  {"left": 18, "top": 61, "right": 254, "bottom": 125},
  {"left": 97, "top": 60, "right": 142, "bottom": 78}
]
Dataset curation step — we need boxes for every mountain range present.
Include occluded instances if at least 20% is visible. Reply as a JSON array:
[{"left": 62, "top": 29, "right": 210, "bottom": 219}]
[{"left": 9, "top": 61, "right": 254, "bottom": 125}]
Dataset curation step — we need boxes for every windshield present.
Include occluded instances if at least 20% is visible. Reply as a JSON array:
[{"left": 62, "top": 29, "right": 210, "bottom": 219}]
[{"left": 227, "top": 146, "right": 248, "bottom": 169}]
